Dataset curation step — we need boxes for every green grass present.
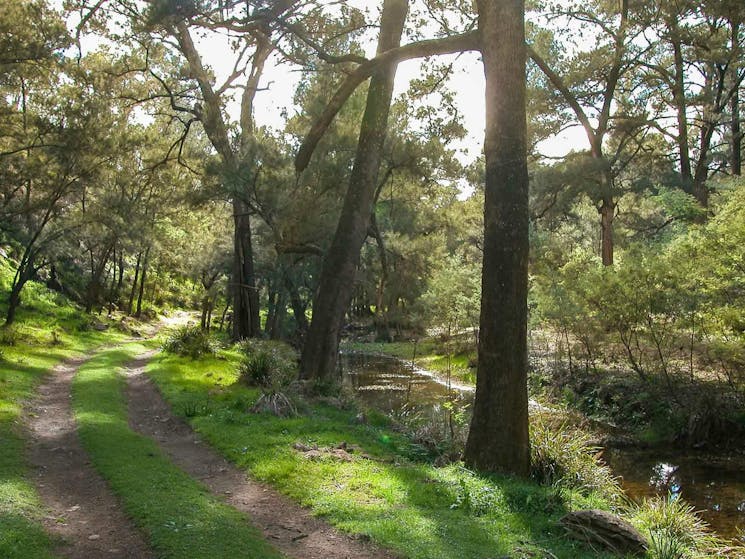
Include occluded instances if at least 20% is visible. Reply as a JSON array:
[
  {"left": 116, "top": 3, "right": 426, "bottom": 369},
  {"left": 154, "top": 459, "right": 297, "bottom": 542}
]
[
  {"left": 146, "top": 350, "right": 617, "bottom": 559},
  {"left": 0, "top": 258, "right": 129, "bottom": 559},
  {"left": 71, "top": 344, "right": 283, "bottom": 559},
  {"left": 345, "top": 338, "right": 477, "bottom": 384}
]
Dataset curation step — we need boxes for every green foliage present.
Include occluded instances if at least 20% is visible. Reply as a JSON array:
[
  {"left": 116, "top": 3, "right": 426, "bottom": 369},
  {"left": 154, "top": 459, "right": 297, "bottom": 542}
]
[
  {"left": 421, "top": 255, "right": 480, "bottom": 334},
  {"left": 530, "top": 413, "right": 621, "bottom": 501},
  {"left": 532, "top": 180, "right": 745, "bottom": 440},
  {"left": 162, "top": 325, "right": 217, "bottom": 358}
]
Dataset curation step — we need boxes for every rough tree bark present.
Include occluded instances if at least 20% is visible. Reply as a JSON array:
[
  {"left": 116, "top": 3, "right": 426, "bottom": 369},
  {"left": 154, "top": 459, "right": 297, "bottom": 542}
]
[
  {"left": 299, "top": 0, "right": 408, "bottom": 381},
  {"left": 463, "top": 0, "right": 531, "bottom": 476}
]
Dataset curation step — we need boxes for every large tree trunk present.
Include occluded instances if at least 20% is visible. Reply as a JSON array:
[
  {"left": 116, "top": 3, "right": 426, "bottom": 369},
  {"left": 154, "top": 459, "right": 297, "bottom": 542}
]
[
  {"left": 299, "top": 0, "right": 408, "bottom": 381},
  {"left": 463, "top": 0, "right": 530, "bottom": 477},
  {"left": 231, "top": 198, "right": 261, "bottom": 340}
]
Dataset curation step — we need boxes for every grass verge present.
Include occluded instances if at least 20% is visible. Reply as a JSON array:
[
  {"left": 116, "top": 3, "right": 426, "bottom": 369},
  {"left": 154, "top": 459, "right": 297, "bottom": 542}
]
[
  {"left": 146, "top": 349, "right": 617, "bottom": 559},
  {"left": 71, "top": 343, "right": 283, "bottom": 559}
]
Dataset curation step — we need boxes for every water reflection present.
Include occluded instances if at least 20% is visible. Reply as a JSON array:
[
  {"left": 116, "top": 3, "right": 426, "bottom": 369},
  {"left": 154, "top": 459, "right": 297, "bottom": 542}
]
[
  {"left": 340, "top": 351, "right": 473, "bottom": 417},
  {"left": 604, "top": 449, "right": 745, "bottom": 539}
]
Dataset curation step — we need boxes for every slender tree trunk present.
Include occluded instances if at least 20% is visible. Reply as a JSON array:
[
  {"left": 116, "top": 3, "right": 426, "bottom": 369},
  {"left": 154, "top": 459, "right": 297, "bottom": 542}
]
[
  {"left": 370, "top": 214, "right": 390, "bottom": 339},
  {"left": 734, "top": 86, "right": 742, "bottom": 176},
  {"left": 219, "top": 298, "right": 230, "bottom": 332},
  {"left": 5, "top": 278, "right": 27, "bottom": 326},
  {"left": 599, "top": 194, "right": 615, "bottom": 266},
  {"left": 135, "top": 246, "right": 150, "bottom": 318},
  {"left": 128, "top": 252, "right": 142, "bottom": 315},
  {"left": 265, "top": 285, "right": 278, "bottom": 337},
  {"left": 300, "top": 0, "right": 408, "bottom": 381},
  {"left": 284, "top": 274, "right": 309, "bottom": 337},
  {"left": 200, "top": 296, "right": 210, "bottom": 329},
  {"left": 464, "top": 0, "right": 530, "bottom": 477},
  {"left": 113, "top": 251, "right": 124, "bottom": 310},
  {"left": 730, "top": 19, "right": 742, "bottom": 176},
  {"left": 671, "top": 24, "right": 693, "bottom": 190},
  {"left": 85, "top": 244, "right": 113, "bottom": 314}
]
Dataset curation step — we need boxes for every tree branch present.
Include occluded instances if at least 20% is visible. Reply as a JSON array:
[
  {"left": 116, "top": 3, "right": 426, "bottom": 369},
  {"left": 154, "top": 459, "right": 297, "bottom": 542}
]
[{"left": 294, "top": 30, "right": 480, "bottom": 172}]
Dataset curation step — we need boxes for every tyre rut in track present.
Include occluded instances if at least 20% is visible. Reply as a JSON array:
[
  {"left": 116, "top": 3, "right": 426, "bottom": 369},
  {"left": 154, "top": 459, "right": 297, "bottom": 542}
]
[{"left": 26, "top": 355, "right": 155, "bottom": 559}]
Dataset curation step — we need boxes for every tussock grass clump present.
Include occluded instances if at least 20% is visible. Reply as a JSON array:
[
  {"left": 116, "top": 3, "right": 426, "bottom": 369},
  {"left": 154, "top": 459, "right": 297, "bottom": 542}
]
[
  {"left": 237, "top": 340, "right": 297, "bottom": 389},
  {"left": 530, "top": 413, "right": 621, "bottom": 501},
  {"left": 238, "top": 340, "right": 298, "bottom": 417},
  {"left": 627, "top": 496, "right": 730, "bottom": 559},
  {"left": 162, "top": 325, "right": 217, "bottom": 358}
]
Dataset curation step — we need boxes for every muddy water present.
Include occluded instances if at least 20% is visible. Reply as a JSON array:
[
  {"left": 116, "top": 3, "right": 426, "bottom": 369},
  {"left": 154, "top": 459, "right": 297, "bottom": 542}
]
[{"left": 340, "top": 351, "right": 745, "bottom": 541}]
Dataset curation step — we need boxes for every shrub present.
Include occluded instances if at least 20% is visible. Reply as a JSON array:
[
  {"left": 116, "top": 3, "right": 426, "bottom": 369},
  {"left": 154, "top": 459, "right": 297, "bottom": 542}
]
[
  {"left": 530, "top": 413, "right": 621, "bottom": 501},
  {"left": 237, "top": 340, "right": 299, "bottom": 417},
  {"left": 162, "top": 325, "right": 217, "bottom": 358},
  {"left": 0, "top": 325, "right": 19, "bottom": 346},
  {"left": 237, "top": 339, "right": 297, "bottom": 390}
]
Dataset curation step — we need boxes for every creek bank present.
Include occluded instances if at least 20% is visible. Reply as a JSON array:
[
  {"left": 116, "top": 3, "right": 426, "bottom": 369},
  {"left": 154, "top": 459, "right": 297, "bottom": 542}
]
[{"left": 340, "top": 347, "right": 745, "bottom": 540}]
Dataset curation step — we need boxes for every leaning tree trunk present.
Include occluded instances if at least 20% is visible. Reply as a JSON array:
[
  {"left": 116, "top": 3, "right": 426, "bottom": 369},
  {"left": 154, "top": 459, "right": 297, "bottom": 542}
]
[
  {"left": 463, "top": 0, "right": 530, "bottom": 477},
  {"left": 299, "top": 0, "right": 408, "bottom": 382}
]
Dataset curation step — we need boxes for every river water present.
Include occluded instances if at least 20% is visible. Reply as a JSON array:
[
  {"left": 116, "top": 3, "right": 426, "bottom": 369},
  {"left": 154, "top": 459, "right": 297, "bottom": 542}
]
[{"left": 340, "top": 351, "right": 745, "bottom": 540}]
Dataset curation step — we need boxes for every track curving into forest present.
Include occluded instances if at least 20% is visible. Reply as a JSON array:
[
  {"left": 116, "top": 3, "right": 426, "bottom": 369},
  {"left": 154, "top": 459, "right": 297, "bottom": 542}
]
[
  {"left": 124, "top": 351, "right": 398, "bottom": 559},
  {"left": 26, "top": 355, "right": 156, "bottom": 559}
]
